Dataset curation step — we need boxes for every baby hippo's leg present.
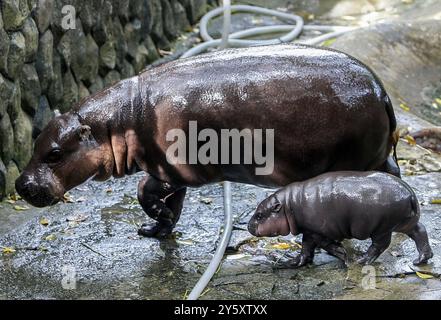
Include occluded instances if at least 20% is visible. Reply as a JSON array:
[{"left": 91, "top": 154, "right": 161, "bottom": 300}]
[
  {"left": 357, "top": 233, "right": 392, "bottom": 265},
  {"left": 137, "top": 175, "right": 187, "bottom": 238},
  {"left": 406, "top": 222, "right": 433, "bottom": 265},
  {"left": 290, "top": 232, "right": 317, "bottom": 267},
  {"left": 314, "top": 236, "right": 348, "bottom": 264}
]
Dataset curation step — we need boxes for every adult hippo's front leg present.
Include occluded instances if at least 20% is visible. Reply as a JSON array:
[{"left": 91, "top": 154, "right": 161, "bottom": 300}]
[{"left": 137, "top": 175, "right": 187, "bottom": 238}]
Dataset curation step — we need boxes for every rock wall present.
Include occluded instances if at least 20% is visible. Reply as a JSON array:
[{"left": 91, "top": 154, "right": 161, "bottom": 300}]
[{"left": 0, "top": 0, "right": 216, "bottom": 199}]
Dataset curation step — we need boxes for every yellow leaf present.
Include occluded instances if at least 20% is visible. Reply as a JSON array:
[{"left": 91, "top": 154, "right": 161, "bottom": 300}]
[
  {"left": 63, "top": 193, "right": 74, "bottom": 203},
  {"left": 400, "top": 103, "right": 410, "bottom": 111},
  {"left": 44, "top": 234, "right": 56, "bottom": 241},
  {"left": 430, "top": 199, "right": 441, "bottom": 204},
  {"left": 13, "top": 205, "right": 29, "bottom": 211},
  {"left": 404, "top": 135, "right": 416, "bottom": 146},
  {"left": 271, "top": 242, "right": 292, "bottom": 250},
  {"left": 416, "top": 271, "right": 434, "bottom": 279},
  {"left": 2, "top": 247, "right": 16, "bottom": 254},
  {"left": 435, "top": 98, "right": 441, "bottom": 105},
  {"left": 5, "top": 199, "right": 15, "bottom": 204},
  {"left": 321, "top": 38, "right": 336, "bottom": 47},
  {"left": 40, "top": 217, "right": 50, "bottom": 226}
]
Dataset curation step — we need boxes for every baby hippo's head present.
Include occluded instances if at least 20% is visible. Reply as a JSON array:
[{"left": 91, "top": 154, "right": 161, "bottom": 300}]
[{"left": 248, "top": 194, "right": 290, "bottom": 237}]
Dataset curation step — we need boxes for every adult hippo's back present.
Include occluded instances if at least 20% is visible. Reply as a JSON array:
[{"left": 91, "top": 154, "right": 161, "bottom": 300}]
[{"left": 15, "top": 44, "right": 400, "bottom": 237}]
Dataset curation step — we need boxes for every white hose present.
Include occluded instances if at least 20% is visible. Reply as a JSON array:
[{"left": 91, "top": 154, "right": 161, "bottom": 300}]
[
  {"left": 183, "top": 2, "right": 356, "bottom": 300},
  {"left": 181, "top": 4, "right": 356, "bottom": 58}
]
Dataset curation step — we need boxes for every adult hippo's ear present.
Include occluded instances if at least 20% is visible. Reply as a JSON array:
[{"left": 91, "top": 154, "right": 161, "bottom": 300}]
[{"left": 78, "top": 125, "right": 92, "bottom": 141}]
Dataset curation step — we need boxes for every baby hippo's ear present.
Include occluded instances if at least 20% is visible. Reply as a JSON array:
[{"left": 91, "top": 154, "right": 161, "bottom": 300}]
[
  {"left": 78, "top": 125, "right": 92, "bottom": 141},
  {"left": 272, "top": 199, "right": 282, "bottom": 212}
]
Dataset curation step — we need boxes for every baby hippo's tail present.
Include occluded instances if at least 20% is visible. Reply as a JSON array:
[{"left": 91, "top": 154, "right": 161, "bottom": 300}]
[{"left": 410, "top": 191, "right": 421, "bottom": 220}]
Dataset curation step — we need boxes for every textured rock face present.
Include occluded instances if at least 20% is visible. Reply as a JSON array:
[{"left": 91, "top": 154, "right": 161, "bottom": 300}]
[{"left": 0, "top": 0, "right": 215, "bottom": 198}]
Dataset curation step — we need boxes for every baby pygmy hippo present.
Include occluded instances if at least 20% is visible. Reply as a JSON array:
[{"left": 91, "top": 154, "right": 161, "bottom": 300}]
[{"left": 248, "top": 171, "right": 433, "bottom": 266}]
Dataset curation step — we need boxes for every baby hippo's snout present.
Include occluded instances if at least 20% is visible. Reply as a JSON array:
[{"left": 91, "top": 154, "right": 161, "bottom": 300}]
[{"left": 248, "top": 196, "right": 290, "bottom": 237}]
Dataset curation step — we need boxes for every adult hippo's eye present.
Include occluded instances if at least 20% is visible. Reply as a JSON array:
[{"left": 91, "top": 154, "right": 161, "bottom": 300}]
[{"left": 46, "top": 148, "right": 63, "bottom": 164}]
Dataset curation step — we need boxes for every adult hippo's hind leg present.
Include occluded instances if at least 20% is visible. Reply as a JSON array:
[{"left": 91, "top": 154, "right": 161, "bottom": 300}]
[
  {"left": 137, "top": 175, "right": 187, "bottom": 238},
  {"left": 406, "top": 222, "right": 433, "bottom": 265}
]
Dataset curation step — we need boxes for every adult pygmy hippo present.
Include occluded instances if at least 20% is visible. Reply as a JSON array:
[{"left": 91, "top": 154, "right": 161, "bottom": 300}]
[
  {"left": 248, "top": 171, "right": 433, "bottom": 266},
  {"left": 16, "top": 44, "right": 400, "bottom": 238}
]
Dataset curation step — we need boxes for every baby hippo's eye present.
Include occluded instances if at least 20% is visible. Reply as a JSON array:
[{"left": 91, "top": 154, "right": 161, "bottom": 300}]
[{"left": 46, "top": 148, "right": 63, "bottom": 164}]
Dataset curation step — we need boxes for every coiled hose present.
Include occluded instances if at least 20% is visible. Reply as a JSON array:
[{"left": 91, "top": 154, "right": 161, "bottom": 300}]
[{"left": 184, "top": 1, "right": 356, "bottom": 300}]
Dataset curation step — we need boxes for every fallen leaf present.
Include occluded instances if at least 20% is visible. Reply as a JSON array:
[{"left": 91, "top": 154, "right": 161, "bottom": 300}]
[
  {"left": 105, "top": 188, "right": 112, "bottom": 194},
  {"left": 321, "top": 38, "right": 336, "bottom": 47},
  {"left": 13, "top": 205, "right": 29, "bottom": 211},
  {"left": 226, "top": 253, "right": 248, "bottom": 260},
  {"left": 76, "top": 196, "right": 86, "bottom": 203},
  {"left": 66, "top": 213, "right": 88, "bottom": 223},
  {"left": 271, "top": 242, "right": 292, "bottom": 250},
  {"left": 39, "top": 217, "right": 50, "bottom": 226},
  {"left": 2, "top": 247, "right": 16, "bottom": 254},
  {"left": 416, "top": 271, "right": 434, "bottom": 279},
  {"left": 44, "top": 234, "right": 57, "bottom": 241},
  {"left": 8, "top": 193, "right": 21, "bottom": 201},
  {"left": 404, "top": 135, "right": 416, "bottom": 146},
  {"left": 400, "top": 103, "right": 410, "bottom": 111},
  {"left": 390, "top": 251, "right": 403, "bottom": 257},
  {"left": 435, "top": 98, "right": 441, "bottom": 105},
  {"left": 176, "top": 239, "right": 195, "bottom": 245},
  {"left": 430, "top": 199, "right": 441, "bottom": 204},
  {"left": 63, "top": 193, "right": 74, "bottom": 203},
  {"left": 5, "top": 199, "right": 16, "bottom": 204},
  {"left": 199, "top": 197, "right": 213, "bottom": 204}
]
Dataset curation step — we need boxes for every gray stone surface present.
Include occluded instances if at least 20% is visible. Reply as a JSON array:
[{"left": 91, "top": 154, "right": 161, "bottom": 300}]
[
  {"left": 99, "top": 41, "right": 117, "bottom": 71},
  {"left": 35, "top": 29, "right": 54, "bottom": 92},
  {"left": 33, "top": 0, "right": 54, "bottom": 33},
  {"left": 1, "top": 0, "right": 29, "bottom": 31},
  {"left": 12, "top": 110, "right": 33, "bottom": 170},
  {"left": 20, "top": 64, "right": 41, "bottom": 116},
  {"left": 21, "top": 17, "right": 38, "bottom": 62},
  {"left": 6, "top": 31, "right": 26, "bottom": 79},
  {"left": 32, "top": 95, "right": 53, "bottom": 138},
  {"left": 0, "top": 159, "right": 6, "bottom": 199},
  {"left": 0, "top": 27, "right": 9, "bottom": 74},
  {"left": 4, "top": 161, "right": 19, "bottom": 195},
  {"left": 0, "top": 113, "right": 15, "bottom": 164},
  {"left": 61, "top": 68, "right": 78, "bottom": 113},
  {"left": 47, "top": 53, "right": 63, "bottom": 110},
  {"left": 103, "top": 70, "right": 121, "bottom": 88}
]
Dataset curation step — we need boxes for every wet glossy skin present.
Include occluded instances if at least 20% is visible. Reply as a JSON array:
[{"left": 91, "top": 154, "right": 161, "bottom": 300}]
[
  {"left": 16, "top": 44, "right": 398, "bottom": 208},
  {"left": 248, "top": 171, "right": 433, "bottom": 266}
]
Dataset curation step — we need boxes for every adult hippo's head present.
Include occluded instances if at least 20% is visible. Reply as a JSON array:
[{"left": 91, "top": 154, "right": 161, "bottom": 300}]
[{"left": 15, "top": 112, "right": 114, "bottom": 207}]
